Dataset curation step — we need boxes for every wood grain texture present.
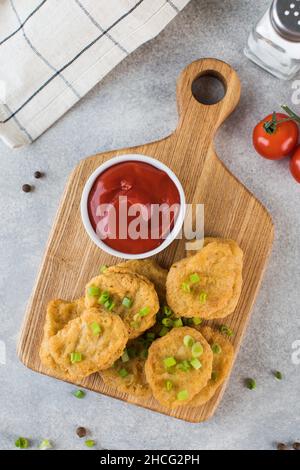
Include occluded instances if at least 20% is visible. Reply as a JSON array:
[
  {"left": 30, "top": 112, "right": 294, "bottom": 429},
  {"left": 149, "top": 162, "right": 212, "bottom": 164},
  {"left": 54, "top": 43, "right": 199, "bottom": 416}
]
[{"left": 18, "top": 59, "right": 274, "bottom": 423}]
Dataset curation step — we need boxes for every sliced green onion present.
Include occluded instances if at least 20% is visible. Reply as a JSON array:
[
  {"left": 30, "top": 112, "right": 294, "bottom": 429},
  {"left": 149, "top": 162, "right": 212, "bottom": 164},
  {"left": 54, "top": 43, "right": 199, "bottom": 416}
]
[
  {"left": 73, "top": 389, "right": 85, "bottom": 399},
  {"left": 146, "top": 332, "right": 155, "bottom": 340},
  {"left": 177, "top": 390, "right": 189, "bottom": 401},
  {"left": 104, "top": 298, "right": 115, "bottom": 310},
  {"left": 122, "top": 297, "right": 132, "bottom": 308},
  {"left": 165, "top": 380, "right": 173, "bottom": 391},
  {"left": 183, "top": 335, "right": 195, "bottom": 348},
  {"left": 85, "top": 440, "right": 96, "bottom": 448},
  {"left": 176, "top": 360, "right": 191, "bottom": 372},
  {"left": 127, "top": 347, "right": 137, "bottom": 358},
  {"left": 88, "top": 285, "right": 101, "bottom": 297},
  {"left": 162, "top": 317, "right": 173, "bottom": 328},
  {"left": 181, "top": 282, "right": 191, "bottom": 293},
  {"left": 199, "top": 292, "right": 207, "bottom": 304},
  {"left": 121, "top": 350, "right": 130, "bottom": 363},
  {"left": 119, "top": 368, "right": 129, "bottom": 378},
  {"left": 139, "top": 306, "right": 150, "bottom": 317},
  {"left": 39, "top": 439, "right": 52, "bottom": 450},
  {"left": 164, "top": 356, "right": 177, "bottom": 368},
  {"left": 163, "top": 305, "right": 173, "bottom": 317},
  {"left": 211, "top": 371, "right": 218, "bottom": 381},
  {"left": 159, "top": 326, "right": 169, "bottom": 337},
  {"left": 190, "top": 358, "right": 202, "bottom": 370},
  {"left": 98, "top": 291, "right": 110, "bottom": 304},
  {"left": 70, "top": 352, "right": 82, "bottom": 363},
  {"left": 192, "top": 317, "right": 202, "bottom": 326},
  {"left": 15, "top": 437, "right": 29, "bottom": 449},
  {"left": 191, "top": 342, "right": 204, "bottom": 358},
  {"left": 274, "top": 370, "right": 283, "bottom": 380},
  {"left": 140, "top": 349, "right": 148, "bottom": 359},
  {"left": 246, "top": 378, "right": 256, "bottom": 390},
  {"left": 212, "top": 343, "right": 222, "bottom": 354},
  {"left": 100, "top": 265, "right": 108, "bottom": 273},
  {"left": 190, "top": 273, "right": 200, "bottom": 284},
  {"left": 220, "top": 324, "right": 234, "bottom": 337},
  {"left": 173, "top": 318, "right": 183, "bottom": 328},
  {"left": 90, "top": 321, "right": 101, "bottom": 336}
]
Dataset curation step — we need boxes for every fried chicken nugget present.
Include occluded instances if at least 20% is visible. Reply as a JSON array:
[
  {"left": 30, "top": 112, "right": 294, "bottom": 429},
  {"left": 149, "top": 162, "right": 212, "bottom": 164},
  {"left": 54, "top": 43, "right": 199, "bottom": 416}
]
[
  {"left": 39, "top": 298, "right": 85, "bottom": 373},
  {"left": 186, "top": 238, "right": 243, "bottom": 319},
  {"left": 166, "top": 240, "right": 243, "bottom": 319},
  {"left": 85, "top": 271, "right": 159, "bottom": 339},
  {"left": 189, "top": 326, "right": 234, "bottom": 407},
  {"left": 145, "top": 327, "right": 213, "bottom": 408},
  {"left": 47, "top": 308, "right": 128, "bottom": 379},
  {"left": 108, "top": 259, "right": 167, "bottom": 303},
  {"left": 100, "top": 335, "right": 153, "bottom": 398}
]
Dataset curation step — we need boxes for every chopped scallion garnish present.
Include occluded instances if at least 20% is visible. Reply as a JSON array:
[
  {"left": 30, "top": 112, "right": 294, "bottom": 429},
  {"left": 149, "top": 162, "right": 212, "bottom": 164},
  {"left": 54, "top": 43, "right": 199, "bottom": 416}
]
[
  {"left": 192, "top": 317, "right": 202, "bottom": 326},
  {"left": 183, "top": 335, "right": 195, "bottom": 348},
  {"left": 181, "top": 282, "right": 191, "bottom": 293},
  {"left": 70, "top": 352, "right": 82, "bottom": 363},
  {"left": 100, "top": 265, "right": 108, "bottom": 273},
  {"left": 73, "top": 389, "right": 85, "bottom": 399},
  {"left": 119, "top": 368, "right": 129, "bottom": 378},
  {"left": 190, "top": 273, "right": 200, "bottom": 284},
  {"left": 88, "top": 285, "right": 101, "bottom": 297},
  {"left": 191, "top": 342, "right": 203, "bottom": 358},
  {"left": 122, "top": 297, "right": 132, "bottom": 308},
  {"left": 162, "top": 317, "right": 173, "bottom": 328},
  {"left": 199, "top": 292, "right": 207, "bottom": 304},
  {"left": 220, "top": 324, "right": 234, "bottom": 337},
  {"left": 173, "top": 318, "right": 183, "bottom": 328},
  {"left": 211, "top": 343, "right": 222, "bottom": 354},
  {"left": 165, "top": 380, "right": 173, "bottom": 391},
  {"left": 15, "top": 437, "right": 29, "bottom": 449},
  {"left": 177, "top": 390, "right": 189, "bottom": 401},
  {"left": 164, "top": 357, "right": 177, "bottom": 368},
  {"left": 121, "top": 350, "right": 130, "bottom": 363},
  {"left": 139, "top": 307, "right": 150, "bottom": 317},
  {"left": 90, "top": 321, "right": 101, "bottom": 336},
  {"left": 246, "top": 378, "right": 256, "bottom": 390},
  {"left": 85, "top": 440, "right": 96, "bottom": 448},
  {"left": 98, "top": 291, "right": 110, "bottom": 304},
  {"left": 163, "top": 306, "right": 173, "bottom": 317},
  {"left": 159, "top": 326, "right": 169, "bottom": 337},
  {"left": 39, "top": 439, "right": 52, "bottom": 450},
  {"left": 190, "top": 358, "right": 202, "bottom": 370}
]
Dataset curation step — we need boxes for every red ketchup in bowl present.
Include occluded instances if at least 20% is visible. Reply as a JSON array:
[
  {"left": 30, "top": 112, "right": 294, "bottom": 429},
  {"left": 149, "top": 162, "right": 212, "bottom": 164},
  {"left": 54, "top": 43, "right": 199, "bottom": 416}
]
[{"left": 87, "top": 161, "right": 181, "bottom": 255}]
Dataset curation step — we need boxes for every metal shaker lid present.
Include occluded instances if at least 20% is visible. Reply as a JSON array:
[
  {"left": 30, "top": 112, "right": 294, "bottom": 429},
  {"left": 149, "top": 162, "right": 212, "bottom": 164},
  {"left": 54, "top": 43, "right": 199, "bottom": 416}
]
[{"left": 271, "top": 0, "right": 300, "bottom": 42}]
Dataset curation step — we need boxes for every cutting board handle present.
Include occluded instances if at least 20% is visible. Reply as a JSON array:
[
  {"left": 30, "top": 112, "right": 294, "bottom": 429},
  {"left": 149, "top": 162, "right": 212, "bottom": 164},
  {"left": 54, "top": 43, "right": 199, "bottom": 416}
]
[{"left": 175, "top": 58, "right": 241, "bottom": 142}]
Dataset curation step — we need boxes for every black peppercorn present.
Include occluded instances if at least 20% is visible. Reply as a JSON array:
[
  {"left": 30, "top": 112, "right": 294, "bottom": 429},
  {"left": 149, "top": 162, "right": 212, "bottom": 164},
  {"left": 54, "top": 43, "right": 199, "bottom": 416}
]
[
  {"left": 22, "top": 184, "right": 32, "bottom": 193},
  {"left": 76, "top": 427, "right": 87, "bottom": 438}
]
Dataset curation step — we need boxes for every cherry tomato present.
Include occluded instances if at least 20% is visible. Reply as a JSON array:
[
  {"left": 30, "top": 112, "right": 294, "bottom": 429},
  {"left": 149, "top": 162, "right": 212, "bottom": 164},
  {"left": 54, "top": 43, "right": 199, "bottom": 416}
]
[
  {"left": 253, "top": 113, "right": 299, "bottom": 160},
  {"left": 290, "top": 146, "right": 300, "bottom": 184}
]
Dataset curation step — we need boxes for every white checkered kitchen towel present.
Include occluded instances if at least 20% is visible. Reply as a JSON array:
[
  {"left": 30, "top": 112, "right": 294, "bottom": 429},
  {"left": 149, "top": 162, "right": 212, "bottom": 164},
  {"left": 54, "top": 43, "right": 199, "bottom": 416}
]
[{"left": 0, "top": 0, "right": 190, "bottom": 148}]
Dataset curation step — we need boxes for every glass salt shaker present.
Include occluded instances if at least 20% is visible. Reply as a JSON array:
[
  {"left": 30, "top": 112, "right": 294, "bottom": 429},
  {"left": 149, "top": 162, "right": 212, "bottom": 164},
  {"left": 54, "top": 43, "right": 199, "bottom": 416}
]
[{"left": 244, "top": 0, "right": 300, "bottom": 80}]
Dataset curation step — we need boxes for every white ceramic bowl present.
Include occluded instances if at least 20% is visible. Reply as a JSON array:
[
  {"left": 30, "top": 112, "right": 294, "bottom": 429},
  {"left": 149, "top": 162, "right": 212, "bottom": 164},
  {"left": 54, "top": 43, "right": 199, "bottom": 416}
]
[{"left": 80, "top": 154, "right": 186, "bottom": 260}]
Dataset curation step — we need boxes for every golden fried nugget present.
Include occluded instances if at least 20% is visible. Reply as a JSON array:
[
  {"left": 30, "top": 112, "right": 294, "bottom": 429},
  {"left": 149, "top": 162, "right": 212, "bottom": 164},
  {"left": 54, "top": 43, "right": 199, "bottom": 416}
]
[
  {"left": 100, "top": 336, "right": 152, "bottom": 398},
  {"left": 39, "top": 298, "right": 85, "bottom": 373},
  {"left": 85, "top": 271, "right": 159, "bottom": 339},
  {"left": 189, "top": 326, "right": 234, "bottom": 407},
  {"left": 108, "top": 259, "right": 167, "bottom": 303},
  {"left": 48, "top": 308, "right": 128, "bottom": 379},
  {"left": 186, "top": 238, "right": 243, "bottom": 319},
  {"left": 145, "top": 327, "right": 213, "bottom": 408},
  {"left": 166, "top": 241, "right": 243, "bottom": 319}
]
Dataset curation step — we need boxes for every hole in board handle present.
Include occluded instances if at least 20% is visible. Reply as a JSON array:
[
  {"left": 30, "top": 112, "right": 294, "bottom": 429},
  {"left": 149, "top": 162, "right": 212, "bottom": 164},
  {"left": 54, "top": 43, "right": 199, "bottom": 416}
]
[{"left": 191, "top": 72, "right": 226, "bottom": 106}]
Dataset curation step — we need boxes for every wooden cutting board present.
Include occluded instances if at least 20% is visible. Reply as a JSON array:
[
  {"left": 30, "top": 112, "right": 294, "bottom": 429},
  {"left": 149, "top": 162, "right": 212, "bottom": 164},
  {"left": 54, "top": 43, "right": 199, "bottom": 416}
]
[{"left": 18, "top": 59, "right": 274, "bottom": 423}]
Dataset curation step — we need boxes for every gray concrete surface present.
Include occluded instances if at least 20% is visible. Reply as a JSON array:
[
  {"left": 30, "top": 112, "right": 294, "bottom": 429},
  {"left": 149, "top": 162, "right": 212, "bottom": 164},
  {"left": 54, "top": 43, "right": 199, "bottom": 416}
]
[{"left": 0, "top": 0, "right": 299, "bottom": 451}]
